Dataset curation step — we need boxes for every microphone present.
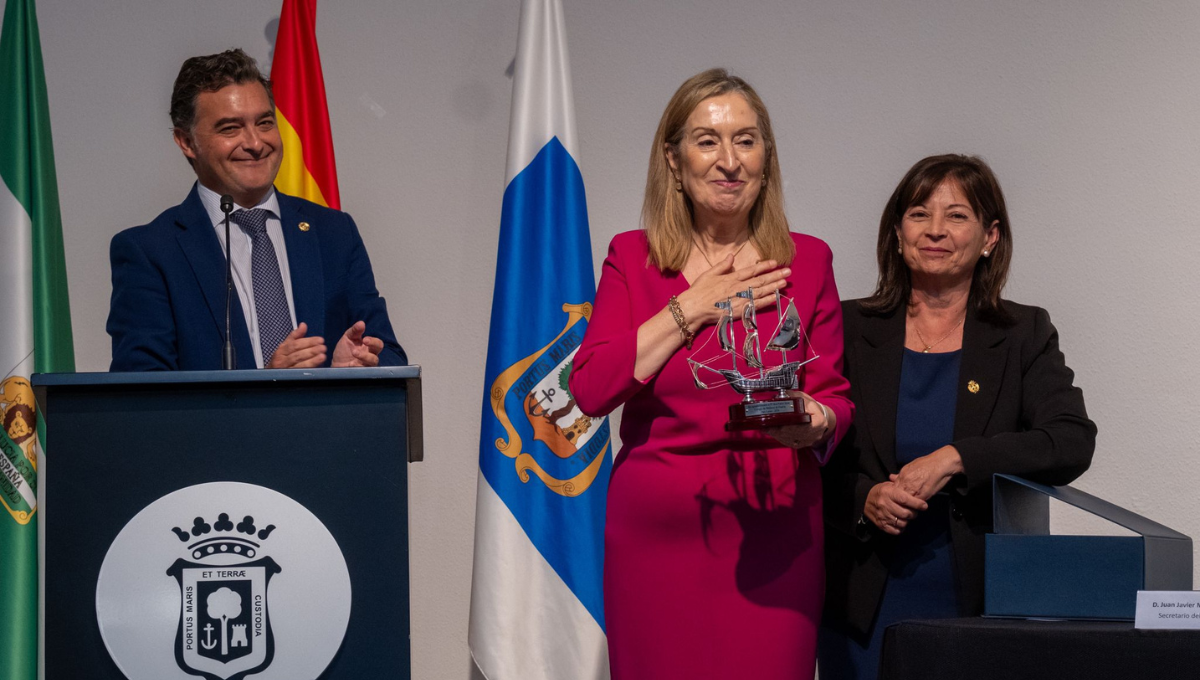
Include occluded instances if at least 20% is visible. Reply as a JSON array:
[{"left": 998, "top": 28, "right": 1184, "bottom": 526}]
[{"left": 220, "top": 194, "right": 236, "bottom": 370}]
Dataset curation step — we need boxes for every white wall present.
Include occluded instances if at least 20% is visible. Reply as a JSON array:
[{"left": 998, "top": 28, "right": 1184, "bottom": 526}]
[{"left": 12, "top": 0, "right": 1200, "bottom": 677}]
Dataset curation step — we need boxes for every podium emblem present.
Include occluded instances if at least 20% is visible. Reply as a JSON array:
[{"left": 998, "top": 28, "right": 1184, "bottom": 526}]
[
  {"left": 166, "top": 513, "right": 282, "bottom": 680},
  {"left": 96, "top": 482, "right": 352, "bottom": 680}
]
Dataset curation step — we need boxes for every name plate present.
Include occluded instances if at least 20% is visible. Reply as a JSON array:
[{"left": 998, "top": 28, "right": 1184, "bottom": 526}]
[
  {"left": 1135, "top": 591, "right": 1200, "bottom": 629},
  {"left": 744, "top": 400, "right": 794, "bottom": 417}
]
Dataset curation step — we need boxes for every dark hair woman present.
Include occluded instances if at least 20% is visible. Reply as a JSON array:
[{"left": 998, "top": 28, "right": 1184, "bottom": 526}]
[{"left": 818, "top": 154, "right": 1097, "bottom": 679}]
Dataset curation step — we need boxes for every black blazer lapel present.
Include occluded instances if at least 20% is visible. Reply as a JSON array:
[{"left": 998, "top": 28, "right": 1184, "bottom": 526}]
[
  {"left": 953, "top": 311, "right": 1008, "bottom": 440},
  {"left": 278, "top": 193, "right": 326, "bottom": 339},
  {"left": 174, "top": 186, "right": 255, "bottom": 368},
  {"left": 855, "top": 308, "right": 906, "bottom": 474}
]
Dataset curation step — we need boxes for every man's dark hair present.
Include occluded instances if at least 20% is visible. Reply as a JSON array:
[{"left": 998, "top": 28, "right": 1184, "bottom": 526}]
[{"left": 169, "top": 48, "right": 273, "bottom": 131}]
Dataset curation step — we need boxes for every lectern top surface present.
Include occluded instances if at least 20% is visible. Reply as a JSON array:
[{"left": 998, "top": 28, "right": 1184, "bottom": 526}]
[{"left": 32, "top": 365, "right": 421, "bottom": 387}]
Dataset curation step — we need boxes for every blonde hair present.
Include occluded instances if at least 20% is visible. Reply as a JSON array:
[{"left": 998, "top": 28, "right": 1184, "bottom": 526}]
[{"left": 641, "top": 68, "right": 794, "bottom": 272}]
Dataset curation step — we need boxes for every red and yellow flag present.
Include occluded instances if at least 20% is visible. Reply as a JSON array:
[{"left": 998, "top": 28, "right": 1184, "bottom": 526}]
[{"left": 271, "top": 0, "right": 339, "bottom": 209}]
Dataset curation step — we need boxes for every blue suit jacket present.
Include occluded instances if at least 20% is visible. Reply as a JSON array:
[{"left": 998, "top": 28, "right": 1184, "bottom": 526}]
[{"left": 107, "top": 185, "right": 406, "bottom": 371}]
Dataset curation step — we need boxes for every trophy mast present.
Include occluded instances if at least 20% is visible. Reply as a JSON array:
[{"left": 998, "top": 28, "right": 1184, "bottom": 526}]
[
  {"left": 686, "top": 285, "right": 818, "bottom": 434},
  {"left": 724, "top": 286, "right": 812, "bottom": 432}
]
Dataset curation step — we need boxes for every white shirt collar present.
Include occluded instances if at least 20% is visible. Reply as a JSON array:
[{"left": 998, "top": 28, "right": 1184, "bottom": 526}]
[{"left": 195, "top": 182, "right": 281, "bottom": 229}]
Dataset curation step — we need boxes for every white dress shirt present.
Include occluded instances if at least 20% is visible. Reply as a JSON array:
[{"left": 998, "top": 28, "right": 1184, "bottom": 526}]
[{"left": 197, "top": 183, "right": 298, "bottom": 368}]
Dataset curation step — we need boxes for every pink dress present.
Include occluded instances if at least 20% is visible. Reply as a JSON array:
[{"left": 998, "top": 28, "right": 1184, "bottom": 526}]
[{"left": 570, "top": 230, "right": 853, "bottom": 680}]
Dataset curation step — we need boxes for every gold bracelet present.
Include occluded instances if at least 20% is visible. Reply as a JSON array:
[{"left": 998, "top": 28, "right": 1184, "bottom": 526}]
[{"left": 667, "top": 295, "right": 694, "bottom": 349}]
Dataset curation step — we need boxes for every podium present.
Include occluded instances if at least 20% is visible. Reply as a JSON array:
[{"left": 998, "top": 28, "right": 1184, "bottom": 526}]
[{"left": 33, "top": 367, "right": 422, "bottom": 680}]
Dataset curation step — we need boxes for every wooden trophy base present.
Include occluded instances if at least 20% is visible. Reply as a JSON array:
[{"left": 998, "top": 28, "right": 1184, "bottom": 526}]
[{"left": 726, "top": 395, "right": 812, "bottom": 431}]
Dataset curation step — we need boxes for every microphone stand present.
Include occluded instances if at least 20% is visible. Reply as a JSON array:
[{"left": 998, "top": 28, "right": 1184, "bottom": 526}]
[{"left": 220, "top": 195, "right": 236, "bottom": 369}]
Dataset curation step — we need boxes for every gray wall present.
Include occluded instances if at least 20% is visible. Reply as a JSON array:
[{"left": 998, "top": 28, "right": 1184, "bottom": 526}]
[{"left": 13, "top": 0, "right": 1200, "bottom": 677}]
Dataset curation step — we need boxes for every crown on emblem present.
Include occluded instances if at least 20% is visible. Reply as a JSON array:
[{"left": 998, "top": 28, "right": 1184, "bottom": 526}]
[{"left": 170, "top": 513, "right": 276, "bottom": 560}]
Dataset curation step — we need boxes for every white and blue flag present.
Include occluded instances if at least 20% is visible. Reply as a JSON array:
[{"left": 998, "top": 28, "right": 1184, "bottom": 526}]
[{"left": 469, "top": 0, "right": 610, "bottom": 678}]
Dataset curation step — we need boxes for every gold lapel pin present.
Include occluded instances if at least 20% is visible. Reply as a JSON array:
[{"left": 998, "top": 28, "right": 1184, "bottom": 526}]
[
  {"left": 298, "top": 221, "right": 311, "bottom": 232},
  {"left": 967, "top": 380, "right": 980, "bottom": 394}
]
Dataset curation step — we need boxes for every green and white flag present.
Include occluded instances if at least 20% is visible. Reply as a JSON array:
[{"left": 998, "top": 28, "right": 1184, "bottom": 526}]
[{"left": 0, "top": 0, "right": 74, "bottom": 678}]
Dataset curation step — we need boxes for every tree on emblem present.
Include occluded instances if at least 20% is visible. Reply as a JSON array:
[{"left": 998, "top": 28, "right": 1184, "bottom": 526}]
[
  {"left": 557, "top": 361, "right": 573, "bottom": 399},
  {"left": 205, "top": 587, "right": 243, "bottom": 657}
]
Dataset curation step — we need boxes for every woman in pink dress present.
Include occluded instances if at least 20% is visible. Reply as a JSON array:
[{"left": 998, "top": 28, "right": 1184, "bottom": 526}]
[{"left": 569, "top": 69, "right": 853, "bottom": 680}]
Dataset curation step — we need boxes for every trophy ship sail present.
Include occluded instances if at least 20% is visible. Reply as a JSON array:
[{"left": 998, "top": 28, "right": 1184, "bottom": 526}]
[{"left": 688, "top": 287, "right": 819, "bottom": 430}]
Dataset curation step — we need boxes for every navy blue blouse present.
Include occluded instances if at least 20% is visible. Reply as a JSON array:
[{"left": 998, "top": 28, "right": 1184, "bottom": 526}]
[
  {"left": 887, "top": 348, "right": 962, "bottom": 609},
  {"left": 818, "top": 349, "right": 963, "bottom": 679}
]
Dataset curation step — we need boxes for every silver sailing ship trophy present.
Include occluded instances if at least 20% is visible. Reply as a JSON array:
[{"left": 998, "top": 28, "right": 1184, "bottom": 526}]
[{"left": 688, "top": 287, "right": 819, "bottom": 431}]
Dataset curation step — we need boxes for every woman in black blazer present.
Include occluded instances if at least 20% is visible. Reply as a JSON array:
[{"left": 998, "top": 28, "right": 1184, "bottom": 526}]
[{"left": 817, "top": 155, "right": 1097, "bottom": 679}]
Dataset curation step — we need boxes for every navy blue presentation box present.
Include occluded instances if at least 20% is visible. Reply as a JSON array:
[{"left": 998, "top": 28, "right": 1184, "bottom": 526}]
[{"left": 984, "top": 475, "right": 1192, "bottom": 621}]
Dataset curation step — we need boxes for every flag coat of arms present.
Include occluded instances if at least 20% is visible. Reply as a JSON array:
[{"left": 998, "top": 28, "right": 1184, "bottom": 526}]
[
  {"left": 0, "top": 1, "right": 75, "bottom": 679},
  {"left": 469, "top": 0, "right": 610, "bottom": 678}
]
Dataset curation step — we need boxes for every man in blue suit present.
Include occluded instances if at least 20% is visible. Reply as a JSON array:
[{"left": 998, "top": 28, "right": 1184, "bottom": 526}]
[{"left": 108, "top": 49, "right": 405, "bottom": 371}]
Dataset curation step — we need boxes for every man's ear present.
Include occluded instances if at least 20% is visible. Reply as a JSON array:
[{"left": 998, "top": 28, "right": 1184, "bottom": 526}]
[{"left": 172, "top": 127, "right": 198, "bottom": 162}]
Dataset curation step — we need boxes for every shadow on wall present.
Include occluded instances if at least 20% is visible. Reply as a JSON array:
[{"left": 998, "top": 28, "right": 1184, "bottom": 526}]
[{"left": 265, "top": 17, "right": 279, "bottom": 73}]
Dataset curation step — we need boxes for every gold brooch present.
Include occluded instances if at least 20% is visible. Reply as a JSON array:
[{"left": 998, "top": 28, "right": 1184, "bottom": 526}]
[
  {"left": 298, "top": 222, "right": 311, "bottom": 232},
  {"left": 967, "top": 380, "right": 980, "bottom": 394}
]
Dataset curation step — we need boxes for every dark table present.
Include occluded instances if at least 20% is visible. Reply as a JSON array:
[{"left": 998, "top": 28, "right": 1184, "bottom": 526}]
[{"left": 880, "top": 617, "right": 1200, "bottom": 680}]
